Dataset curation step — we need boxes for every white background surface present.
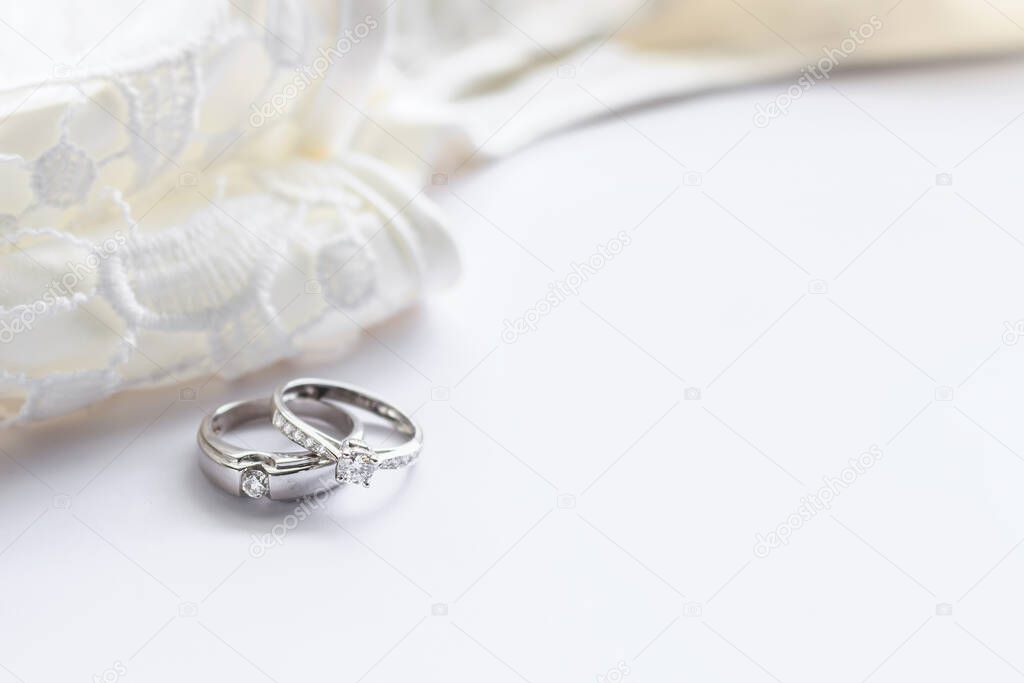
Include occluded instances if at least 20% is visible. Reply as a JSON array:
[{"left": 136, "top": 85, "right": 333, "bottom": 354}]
[{"left": 4, "top": 55, "right": 1024, "bottom": 682}]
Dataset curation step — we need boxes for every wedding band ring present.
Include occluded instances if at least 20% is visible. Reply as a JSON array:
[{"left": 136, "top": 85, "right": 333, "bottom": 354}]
[
  {"left": 271, "top": 378, "right": 423, "bottom": 488},
  {"left": 197, "top": 396, "right": 363, "bottom": 500}
]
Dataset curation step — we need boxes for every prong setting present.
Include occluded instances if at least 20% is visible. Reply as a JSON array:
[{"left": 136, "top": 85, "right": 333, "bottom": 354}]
[{"left": 335, "top": 438, "right": 378, "bottom": 487}]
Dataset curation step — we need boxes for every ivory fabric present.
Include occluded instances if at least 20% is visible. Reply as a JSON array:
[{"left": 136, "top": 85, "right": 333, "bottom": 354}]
[
  {"left": 371, "top": 0, "right": 1024, "bottom": 169},
  {"left": 1, "top": 0, "right": 1022, "bottom": 426}
]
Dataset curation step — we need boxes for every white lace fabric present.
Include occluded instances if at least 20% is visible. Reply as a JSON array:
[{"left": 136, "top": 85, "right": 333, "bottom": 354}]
[
  {"left": 2, "top": 0, "right": 1023, "bottom": 426},
  {"left": 0, "top": 0, "right": 456, "bottom": 425}
]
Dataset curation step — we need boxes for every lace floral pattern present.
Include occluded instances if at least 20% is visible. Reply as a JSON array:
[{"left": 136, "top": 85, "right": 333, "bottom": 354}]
[{"left": 0, "top": 0, "right": 457, "bottom": 425}]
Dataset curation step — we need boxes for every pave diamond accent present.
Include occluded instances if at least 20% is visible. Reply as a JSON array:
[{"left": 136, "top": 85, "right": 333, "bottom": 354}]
[
  {"left": 274, "top": 411, "right": 383, "bottom": 480},
  {"left": 240, "top": 468, "right": 269, "bottom": 498},
  {"left": 276, "top": 412, "right": 323, "bottom": 454},
  {"left": 336, "top": 438, "right": 378, "bottom": 487},
  {"left": 377, "top": 454, "right": 415, "bottom": 470}
]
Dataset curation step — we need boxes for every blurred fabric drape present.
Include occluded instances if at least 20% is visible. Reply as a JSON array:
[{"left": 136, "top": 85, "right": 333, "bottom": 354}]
[{"left": 1, "top": 0, "right": 1021, "bottom": 425}]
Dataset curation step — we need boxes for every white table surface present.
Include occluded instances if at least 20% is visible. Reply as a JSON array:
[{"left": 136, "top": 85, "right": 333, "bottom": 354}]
[{"left": 4, "top": 55, "right": 1024, "bottom": 682}]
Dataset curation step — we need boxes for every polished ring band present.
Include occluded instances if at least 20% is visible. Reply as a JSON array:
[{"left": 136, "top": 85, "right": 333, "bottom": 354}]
[
  {"left": 271, "top": 378, "right": 423, "bottom": 488},
  {"left": 197, "top": 396, "right": 363, "bottom": 500}
]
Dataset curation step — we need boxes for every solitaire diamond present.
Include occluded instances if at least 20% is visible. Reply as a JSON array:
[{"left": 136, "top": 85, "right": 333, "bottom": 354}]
[
  {"left": 240, "top": 469, "right": 269, "bottom": 498},
  {"left": 335, "top": 438, "right": 378, "bottom": 487}
]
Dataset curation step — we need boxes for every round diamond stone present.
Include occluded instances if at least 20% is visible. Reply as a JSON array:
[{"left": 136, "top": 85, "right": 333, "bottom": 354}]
[
  {"left": 336, "top": 456, "right": 377, "bottom": 487},
  {"left": 240, "top": 469, "right": 269, "bottom": 498}
]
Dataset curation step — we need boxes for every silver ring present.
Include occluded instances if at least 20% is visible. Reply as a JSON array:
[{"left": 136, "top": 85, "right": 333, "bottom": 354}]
[
  {"left": 271, "top": 378, "right": 423, "bottom": 488},
  {"left": 197, "top": 396, "right": 364, "bottom": 500}
]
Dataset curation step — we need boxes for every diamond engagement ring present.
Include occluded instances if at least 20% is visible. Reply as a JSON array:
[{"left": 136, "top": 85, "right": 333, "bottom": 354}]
[
  {"left": 271, "top": 378, "right": 423, "bottom": 488},
  {"left": 197, "top": 396, "right": 363, "bottom": 500}
]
